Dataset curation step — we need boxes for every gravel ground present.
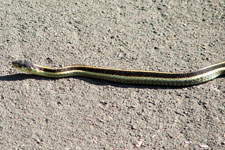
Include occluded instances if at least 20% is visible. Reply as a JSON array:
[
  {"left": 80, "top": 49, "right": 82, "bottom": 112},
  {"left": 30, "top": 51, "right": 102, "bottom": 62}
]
[{"left": 0, "top": 0, "right": 224, "bottom": 149}]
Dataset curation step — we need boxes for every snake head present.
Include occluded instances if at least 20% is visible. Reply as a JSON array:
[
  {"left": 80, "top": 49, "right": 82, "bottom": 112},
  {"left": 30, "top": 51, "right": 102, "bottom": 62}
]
[{"left": 12, "top": 60, "right": 35, "bottom": 73}]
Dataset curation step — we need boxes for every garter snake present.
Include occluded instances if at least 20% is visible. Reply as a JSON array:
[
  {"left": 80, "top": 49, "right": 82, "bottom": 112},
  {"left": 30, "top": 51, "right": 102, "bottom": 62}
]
[{"left": 12, "top": 60, "right": 225, "bottom": 86}]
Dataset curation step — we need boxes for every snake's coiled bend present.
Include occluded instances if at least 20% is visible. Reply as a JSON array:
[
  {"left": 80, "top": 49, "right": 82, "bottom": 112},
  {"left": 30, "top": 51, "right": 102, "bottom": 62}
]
[{"left": 12, "top": 60, "right": 225, "bottom": 86}]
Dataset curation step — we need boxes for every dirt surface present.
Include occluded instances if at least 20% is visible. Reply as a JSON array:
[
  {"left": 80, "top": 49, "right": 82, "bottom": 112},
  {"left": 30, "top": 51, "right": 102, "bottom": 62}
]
[{"left": 0, "top": 0, "right": 225, "bottom": 149}]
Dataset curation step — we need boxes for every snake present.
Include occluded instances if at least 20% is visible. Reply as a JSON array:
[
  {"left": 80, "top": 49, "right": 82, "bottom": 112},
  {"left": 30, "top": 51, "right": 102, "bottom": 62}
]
[{"left": 12, "top": 60, "right": 225, "bottom": 86}]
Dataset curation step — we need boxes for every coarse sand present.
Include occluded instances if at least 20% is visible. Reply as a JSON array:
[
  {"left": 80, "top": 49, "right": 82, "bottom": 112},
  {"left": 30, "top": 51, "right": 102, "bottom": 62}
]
[{"left": 0, "top": 1, "right": 224, "bottom": 149}]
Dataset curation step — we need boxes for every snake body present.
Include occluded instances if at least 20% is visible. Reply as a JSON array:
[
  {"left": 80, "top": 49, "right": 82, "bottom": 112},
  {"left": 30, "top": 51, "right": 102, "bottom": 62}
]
[{"left": 12, "top": 60, "right": 225, "bottom": 86}]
